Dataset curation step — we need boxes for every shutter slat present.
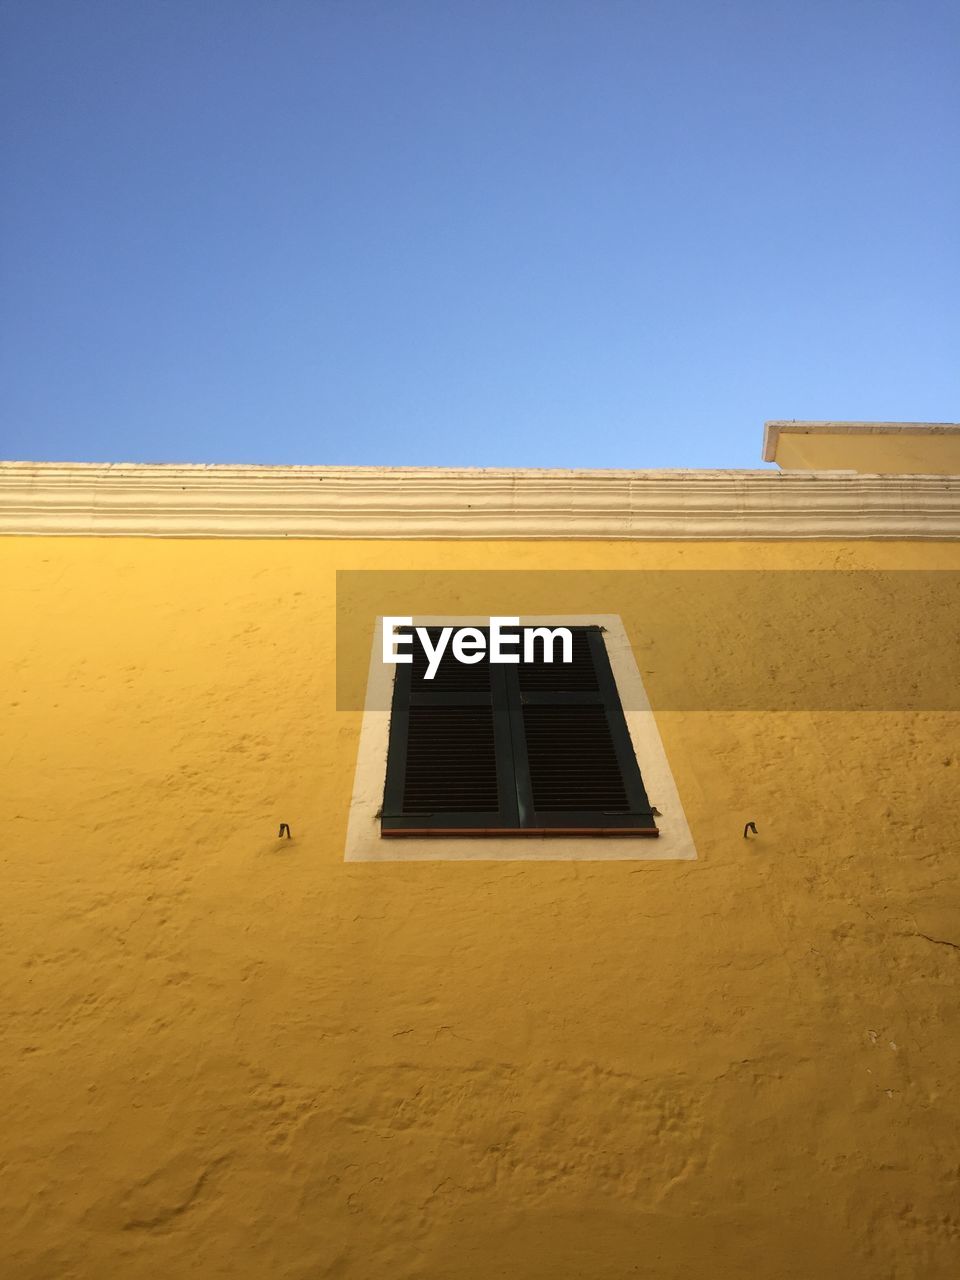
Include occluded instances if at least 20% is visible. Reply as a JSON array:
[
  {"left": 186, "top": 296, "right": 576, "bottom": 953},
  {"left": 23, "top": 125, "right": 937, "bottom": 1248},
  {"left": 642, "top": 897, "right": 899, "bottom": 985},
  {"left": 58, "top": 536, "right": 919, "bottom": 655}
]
[
  {"left": 517, "top": 628, "right": 597, "bottom": 692},
  {"left": 523, "top": 704, "right": 630, "bottom": 812},
  {"left": 399, "top": 706, "right": 500, "bottom": 815},
  {"left": 411, "top": 627, "right": 491, "bottom": 693}
]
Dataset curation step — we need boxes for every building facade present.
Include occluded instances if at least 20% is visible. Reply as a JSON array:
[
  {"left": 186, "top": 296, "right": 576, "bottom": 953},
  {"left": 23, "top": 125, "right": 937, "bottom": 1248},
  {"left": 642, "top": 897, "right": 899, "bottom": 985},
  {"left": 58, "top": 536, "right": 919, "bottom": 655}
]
[{"left": 1, "top": 422, "right": 958, "bottom": 1278}]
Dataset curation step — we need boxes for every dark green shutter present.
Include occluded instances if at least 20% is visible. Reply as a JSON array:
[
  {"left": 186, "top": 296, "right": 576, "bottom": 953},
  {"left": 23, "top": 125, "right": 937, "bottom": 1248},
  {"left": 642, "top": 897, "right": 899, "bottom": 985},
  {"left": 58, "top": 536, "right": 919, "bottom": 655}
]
[
  {"left": 381, "top": 626, "right": 658, "bottom": 837},
  {"left": 381, "top": 628, "right": 519, "bottom": 834}
]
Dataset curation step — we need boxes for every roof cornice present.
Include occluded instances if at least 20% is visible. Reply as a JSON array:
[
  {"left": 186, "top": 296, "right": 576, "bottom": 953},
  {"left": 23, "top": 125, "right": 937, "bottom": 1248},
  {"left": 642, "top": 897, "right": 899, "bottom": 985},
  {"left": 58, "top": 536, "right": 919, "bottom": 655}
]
[{"left": 0, "top": 461, "right": 957, "bottom": 540}]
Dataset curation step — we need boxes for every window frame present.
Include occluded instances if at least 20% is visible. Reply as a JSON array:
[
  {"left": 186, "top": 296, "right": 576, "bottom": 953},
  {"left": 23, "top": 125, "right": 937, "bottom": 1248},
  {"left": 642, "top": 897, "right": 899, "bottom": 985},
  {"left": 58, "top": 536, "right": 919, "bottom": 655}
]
[
  {"left": 344, "top": 615, "right": 698, "bottom": 862},
  {"left": 380, "top": 625, "right": 659, "bottom": 837}
]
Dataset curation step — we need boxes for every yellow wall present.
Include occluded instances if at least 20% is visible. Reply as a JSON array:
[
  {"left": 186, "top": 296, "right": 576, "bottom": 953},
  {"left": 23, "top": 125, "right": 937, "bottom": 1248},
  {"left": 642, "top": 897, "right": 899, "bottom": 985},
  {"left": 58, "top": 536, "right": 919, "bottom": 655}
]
[
  {"left": 773, "top": 428, "right": 960, "bottom": 474},
  {"left": 2, "top": 537, "right": 960, "bottom": 1279}
]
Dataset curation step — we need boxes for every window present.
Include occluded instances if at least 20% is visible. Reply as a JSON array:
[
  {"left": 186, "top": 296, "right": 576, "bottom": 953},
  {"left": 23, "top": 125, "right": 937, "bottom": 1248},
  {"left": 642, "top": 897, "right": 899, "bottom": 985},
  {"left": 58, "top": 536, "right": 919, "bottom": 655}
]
[
  {"left": 381, "top": 626, "right": 658, "bottom": 837},
  {"left": 344, "top": 615, "right": 696, "bottom": 861}
]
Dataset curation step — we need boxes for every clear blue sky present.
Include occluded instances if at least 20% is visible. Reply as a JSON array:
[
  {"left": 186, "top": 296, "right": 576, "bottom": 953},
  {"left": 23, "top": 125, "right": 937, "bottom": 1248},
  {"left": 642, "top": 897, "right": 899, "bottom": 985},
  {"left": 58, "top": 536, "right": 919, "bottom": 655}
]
[{"left": 1, "top": 1, "right": 957, "bottom": 468}]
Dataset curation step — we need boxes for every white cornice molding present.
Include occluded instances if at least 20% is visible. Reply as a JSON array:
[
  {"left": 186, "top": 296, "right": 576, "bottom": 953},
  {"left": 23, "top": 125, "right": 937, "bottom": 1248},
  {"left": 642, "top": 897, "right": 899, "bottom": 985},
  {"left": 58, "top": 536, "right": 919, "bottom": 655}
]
[{"left": 0, "top": 462, "right": 958, "bottom": 540}]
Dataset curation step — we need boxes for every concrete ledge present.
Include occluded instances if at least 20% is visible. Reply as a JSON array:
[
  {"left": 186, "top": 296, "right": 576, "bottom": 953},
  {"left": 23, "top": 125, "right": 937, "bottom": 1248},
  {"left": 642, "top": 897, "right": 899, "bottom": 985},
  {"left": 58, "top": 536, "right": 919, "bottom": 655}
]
[{"left": 764, "top": 421, "right": 960, "bottom": 474}]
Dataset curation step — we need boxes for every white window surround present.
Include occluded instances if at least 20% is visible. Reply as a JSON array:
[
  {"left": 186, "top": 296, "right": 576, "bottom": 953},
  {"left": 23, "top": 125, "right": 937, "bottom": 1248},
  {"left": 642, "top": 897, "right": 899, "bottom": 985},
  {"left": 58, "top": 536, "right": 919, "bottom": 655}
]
[{"left": 344, "top": 615, "right": 697, "bottom": 861}]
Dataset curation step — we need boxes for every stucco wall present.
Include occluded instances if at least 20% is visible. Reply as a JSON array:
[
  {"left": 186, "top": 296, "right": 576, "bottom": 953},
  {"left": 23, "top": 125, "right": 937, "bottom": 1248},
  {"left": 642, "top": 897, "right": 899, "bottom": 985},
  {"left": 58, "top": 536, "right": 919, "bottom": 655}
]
[
  {"left": 770, "top": 427, "right": 960, "bottom": 475},
  {"left": 2, "top": 537, "right": 959, "bottom": 1279}
]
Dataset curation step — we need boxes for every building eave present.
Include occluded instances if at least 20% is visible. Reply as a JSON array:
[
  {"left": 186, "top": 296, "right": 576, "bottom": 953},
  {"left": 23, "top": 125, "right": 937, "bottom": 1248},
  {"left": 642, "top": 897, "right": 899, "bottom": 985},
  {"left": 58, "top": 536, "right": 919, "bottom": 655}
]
[{"left": 0, "top": 461, "right": 957, "bottom": 541}]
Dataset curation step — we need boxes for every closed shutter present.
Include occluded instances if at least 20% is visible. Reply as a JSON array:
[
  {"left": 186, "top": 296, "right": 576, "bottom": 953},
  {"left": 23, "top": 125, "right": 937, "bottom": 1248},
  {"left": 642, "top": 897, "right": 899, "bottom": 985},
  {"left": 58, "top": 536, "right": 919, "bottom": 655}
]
[
  {"left": 381, "top": 626, "right": 658, "bottom": 837},
  {"left": 380, "top": 628, "right": 520, "bottom": 834}
]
